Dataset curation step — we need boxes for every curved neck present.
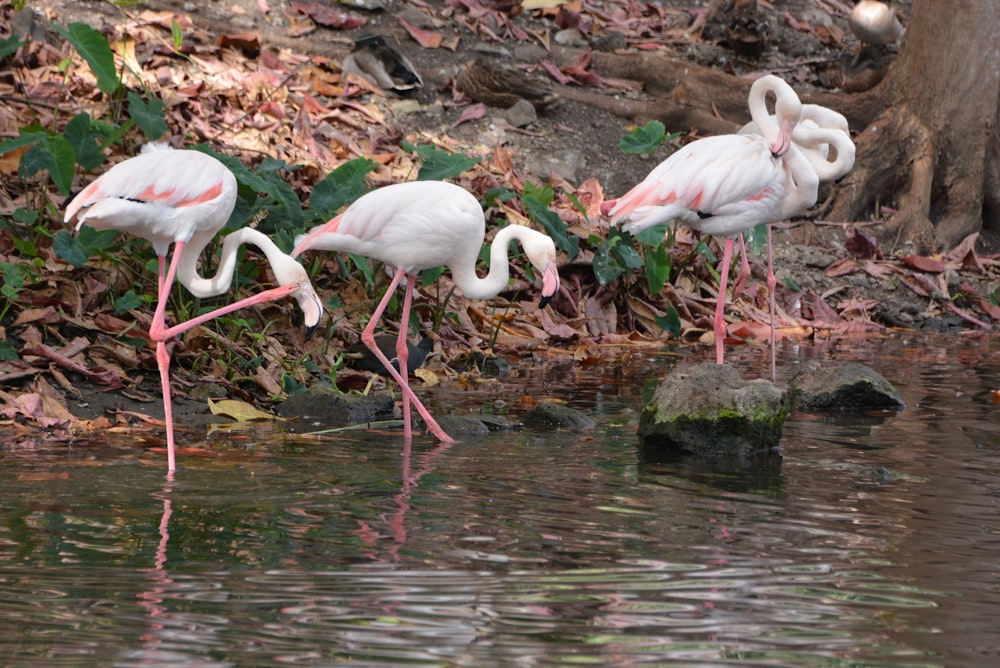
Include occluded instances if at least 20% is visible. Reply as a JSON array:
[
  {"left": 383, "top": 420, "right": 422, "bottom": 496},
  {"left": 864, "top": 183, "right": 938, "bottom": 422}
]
[
  {"left": 780, "top": 145, "right": 821, "bottom": 219},
  {"left": 176, "top": 228, "right": 283, "bottom": 298},
  {"left": 795, "top": 126, "right": 856, "bottom": 182},
  {"left": 450, "top": 225, "right": 527, "bottom": 301}
]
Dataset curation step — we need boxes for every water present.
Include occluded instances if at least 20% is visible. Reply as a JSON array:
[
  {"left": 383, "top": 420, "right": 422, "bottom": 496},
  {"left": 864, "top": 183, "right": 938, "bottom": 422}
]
[{"left": 2, "top": 333, "right": 1000, "bottom": 666}]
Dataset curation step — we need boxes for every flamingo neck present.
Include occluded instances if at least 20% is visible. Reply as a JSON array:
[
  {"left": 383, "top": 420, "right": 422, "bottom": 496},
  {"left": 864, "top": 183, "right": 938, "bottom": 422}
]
[
  {"left": 175, "top": 228, "right": 283, "bottom": 298},
  {"left": 796, "top": 126, "right": 856, "bottom": 182},
  {"left": 780, "top": 145, "right": 821, "bottom": 219},
  {"left": 450, "top": 225, "right": 526, "bottom": 301}
]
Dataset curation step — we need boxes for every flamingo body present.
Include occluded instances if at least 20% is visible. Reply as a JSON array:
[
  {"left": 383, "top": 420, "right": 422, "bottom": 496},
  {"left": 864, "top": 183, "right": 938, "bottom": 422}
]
[
  {"left": 293, "top": 180, "right": 561, "bottom": 442},
  {"left": 65, "top": 143, "right": 323, "bottom": 476},
  {"left": 850, "top": 0, "right": 904, "bottom": 46},
  {"left": 602, "top": 75, "right": 822, "bottom": 375},
  {"left": 604, "top": 133, "right": 795, "bottom": 238},
  {"left": 66, "top": 145, "right": 237, "bottom": 257}
]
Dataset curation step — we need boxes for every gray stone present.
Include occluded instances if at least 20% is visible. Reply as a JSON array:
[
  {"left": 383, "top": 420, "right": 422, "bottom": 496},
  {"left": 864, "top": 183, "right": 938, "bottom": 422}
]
[
  {"left": 523, "top": 402, "right": 596, "bottom": 431},
  {"left": 503, "top": 98, "right": 537, "bottom": 128},
  {"left": 637, "top": 363, "right": 790, "bottom": 467},
  {"left": 437, "top": 415, "right": 491, "bottom": 439},
  {"left": 790, "top": 362, "right": 905, "bottom": 411},
  {"left": 277, "top": 384, "right": 395, "bottom": 426}
]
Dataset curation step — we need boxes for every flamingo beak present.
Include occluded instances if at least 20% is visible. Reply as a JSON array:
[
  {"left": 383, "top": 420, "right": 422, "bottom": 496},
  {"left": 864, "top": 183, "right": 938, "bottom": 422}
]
[
  {"left": 771, "top": 120, "right": 792, "bottom": 158},
  {"left": 538, "top": 259, "right": 560, "bottom": 309},
  {"left": 296, "top": 284, "right": 324, "bottom": 340}
]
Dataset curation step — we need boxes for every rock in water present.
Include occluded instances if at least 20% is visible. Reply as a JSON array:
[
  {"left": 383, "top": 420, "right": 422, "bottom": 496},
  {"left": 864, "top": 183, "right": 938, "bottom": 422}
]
[
  {"left": 637, "top": 363, "right": 790, "bottom": 468},
  {"left": 790, "top": 362, "right": 905, "bottom": 411}
]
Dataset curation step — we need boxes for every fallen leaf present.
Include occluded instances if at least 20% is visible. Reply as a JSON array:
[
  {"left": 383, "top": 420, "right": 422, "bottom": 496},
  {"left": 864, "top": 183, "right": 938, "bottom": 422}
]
[
  {"left": 207, "top": 398, "right": 284, "bottom": 422},
  {"left": 400, "top": 18, "right": 442, "bottom": 48}
]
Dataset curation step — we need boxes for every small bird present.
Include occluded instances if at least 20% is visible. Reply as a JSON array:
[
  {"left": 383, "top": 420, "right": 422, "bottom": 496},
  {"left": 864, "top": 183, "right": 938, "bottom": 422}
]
[
  {"left": 293, "top": 180, "right": 561, "bottom": 443},
  {"left": 341, "top": 35, "right": 423, "bottom": 94},
  {"left": 64, "top": 143, "right": 323, "bottom": 476},
  {"left": 601, "top": 75, "right": 824, "bottom": 377},
  {"left": 346, "top": 335, "right": 435, "bottom": 376},
  {"left": 849, "top": 0, "right": 904, "bottom": 46},
  {"left": 455, "top": 59, "right": 559, "bottom": 111},
  {"left": 723, "top": 0, "right": 770, "bottom": 64}
]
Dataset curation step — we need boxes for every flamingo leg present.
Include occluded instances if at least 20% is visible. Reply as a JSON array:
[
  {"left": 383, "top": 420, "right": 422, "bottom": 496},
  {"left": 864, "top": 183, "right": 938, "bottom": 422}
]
[
  {"left": 396, "top": 279, "right": 415, "bottom": 438},
  {"left": 363, "top": 270, "right": 454, "bottom": 443},
  {"left": 714, "top": 237, "right": 736, "bottom": 366},
  {"left": 767, "top": 226, "right": 777, "bottom": 382},
  {"left": 731, "top": 233, "right": 753, "bottom": 299},
  {"left": 148, "top": 242, "right": 303, "bottom": 475}
]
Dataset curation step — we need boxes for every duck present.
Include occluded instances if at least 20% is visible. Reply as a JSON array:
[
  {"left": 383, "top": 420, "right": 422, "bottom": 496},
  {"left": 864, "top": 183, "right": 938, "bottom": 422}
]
[
  {"left": 345, "top": 335, "right": 435, "bottom": 376},
  {"left": 849, "top": 0, "right": 904, "bottom": 46},
  {"left": 723, "top": 0, "right": 770, "bottom": 64},
  {"left": 454, "top": 59, "right": 559, "bottom": 111},
  {"left": 341, "top": 35, "right": 423, "bottom": 94}
]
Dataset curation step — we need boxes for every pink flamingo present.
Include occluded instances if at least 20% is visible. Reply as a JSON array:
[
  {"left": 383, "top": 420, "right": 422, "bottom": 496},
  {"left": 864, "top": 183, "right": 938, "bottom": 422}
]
[
  {"left": 739, "top": 103, "right": 855, "bottom": 183},
  {"left": 64, "top": 143, "right": 324, "bottom": 476},
  {"left": 601, "top": 75, "right": 826, "bottom": 377},
  {"left": 293, "top": 180, "right": 561, "bottom": 443}
]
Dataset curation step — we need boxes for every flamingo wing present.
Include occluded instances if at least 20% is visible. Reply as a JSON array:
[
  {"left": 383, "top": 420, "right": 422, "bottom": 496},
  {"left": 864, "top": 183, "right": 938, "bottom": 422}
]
[
  {"left": 293, "top": 181, "right": 485, "bottom": 273},
  {"left": 609, "top": 134, "right": 784, "bottom": 236},
  {"left": 65, "top": 146, "right": 236, "bottom": 254}
]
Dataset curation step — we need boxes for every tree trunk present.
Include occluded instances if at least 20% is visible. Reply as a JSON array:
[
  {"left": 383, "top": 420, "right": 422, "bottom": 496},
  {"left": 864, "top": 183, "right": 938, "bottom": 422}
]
[
  {"left": 827, "top": 0, "right": 1000, "bottom": 252},
  {"left": 556, "top": 0, "right": 1000, "bottom": 253}
]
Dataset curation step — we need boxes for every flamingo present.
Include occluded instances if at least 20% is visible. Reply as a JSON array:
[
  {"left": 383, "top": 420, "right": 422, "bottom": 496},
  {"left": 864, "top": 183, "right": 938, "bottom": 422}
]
[
  {"left": 738, "top": 103, "right": 856, "bottom": 183},
  {"left": 292, "top": 180, "right": 561, "bottom": 443},
  {"left": 601, "top": 75, "right": 821, "bottom": 377},
  {"left": 64, "top": 143, "right": 324, "bottom": 476},
  {"left": 849, "top": 0, "right": 904, "bottom": 46}
]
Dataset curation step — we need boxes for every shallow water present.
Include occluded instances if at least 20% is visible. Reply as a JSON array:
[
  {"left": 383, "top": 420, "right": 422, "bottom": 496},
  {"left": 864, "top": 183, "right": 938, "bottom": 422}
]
[{"left": 2, "top": 332, "right": 1000, "bottom": 666}]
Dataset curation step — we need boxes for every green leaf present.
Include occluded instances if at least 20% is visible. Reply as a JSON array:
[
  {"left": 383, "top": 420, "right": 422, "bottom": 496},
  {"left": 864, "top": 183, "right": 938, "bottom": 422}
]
[
  {"left": 54, "top": 227, "right": 119, "bottom": 267},
  {"left": 522, "top": 188, "right": 580, "bottom": 259},
  {"left": 113, "top": 289, "right": 145, "bottom": 313},
  {"left": 310, "top": 157, "right": 377, "bottom": 215},
  {"left": 20, "top": 136, "right": 77, "bottom": 194},
  {"left": 656, "top": 305, "right": 682, "bottom": 338},
  {"left": 11, "top": 236, "right": 37, "bottom": 257},
  {"left": 127, "top": 91, "right": 168, "bottom": 141},
  {"left": 403, "top": 140, "right": 481, "bottom": 181},
  {"left": 633, "top": 224, "right": 670, "bottom": 247},
  {"left": 644, "top": 243, "right": 671, "bottom": 293},
  {"left": 619, "top": 120, "right": 666, "bottom": 154},
  {"left": 745, "top": 223, "right": 768, "bottom": 255},
  {"left": 0, "top": 33, "right": 26, "bottom": 59},
  {"left": 421, "top": 266, "right": 446, "bottom": 286},
  {"left": 0, "top": 338, "right": 19, "bottom": 361},
  {"left": 590, "top": 235, "right": 625, "bottom": 286},
  {"left": 58, "top": 23, "right": 119, "bottom": 95},
  {"left": 63, "top": 112, "right": 106, "bottom": 170},
  {"left": 53, "top": 230, "right": 90, "bottom": 268}
]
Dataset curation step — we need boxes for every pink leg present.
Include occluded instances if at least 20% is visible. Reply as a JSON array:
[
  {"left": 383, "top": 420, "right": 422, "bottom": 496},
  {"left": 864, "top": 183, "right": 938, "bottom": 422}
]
[
  {"left": 363, "top": 270, "right": 454, "bottom": 443},
  {"left": 148, "top": 242, "right": 303, "bottom": 475},
  {"left": 767, "top": 226, "right": 777, "bottom": 382},
  {"left": 731, "top": 234, "right": 753, "bottom": 298},
  {"left": 396, "top": 280, "right": 415, "bottom": 436},
  {"left": 714, "top": 237, "right": 736, "bottom": 366}
]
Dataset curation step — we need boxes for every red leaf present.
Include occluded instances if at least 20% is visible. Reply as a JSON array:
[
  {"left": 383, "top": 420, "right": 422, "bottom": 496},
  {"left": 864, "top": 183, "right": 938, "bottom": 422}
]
[
  {"left": 400, "top": 19, "right": 442, "bottom": 48},
  {"left": 901, "top": 255, "right": 945, "bottom": 273}
]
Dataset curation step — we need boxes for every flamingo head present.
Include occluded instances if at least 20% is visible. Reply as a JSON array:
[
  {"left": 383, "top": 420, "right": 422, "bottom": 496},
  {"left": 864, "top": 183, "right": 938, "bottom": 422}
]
[
  {"left": 270, "top": 252, "right": 324, "bottom": 334},
  {"left": 522, "top": 230, "right": 561, "bottom": 308},
  {"left": 770, "top": 119, "right": 793, "bottom": 158}
]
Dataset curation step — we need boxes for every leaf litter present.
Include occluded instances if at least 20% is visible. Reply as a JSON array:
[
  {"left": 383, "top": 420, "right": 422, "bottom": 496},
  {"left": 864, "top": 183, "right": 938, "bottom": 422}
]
[{"left": 1, "top": 0, "right": 998, "bottom": 442}]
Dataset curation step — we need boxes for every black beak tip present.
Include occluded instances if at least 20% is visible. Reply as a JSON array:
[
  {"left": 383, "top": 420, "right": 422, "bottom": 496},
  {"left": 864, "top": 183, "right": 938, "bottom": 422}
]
[
  {"left": 304, "top": 325, "right": 317, "bottom": 341},
  {"left": 538, "top": 295, "right": 553, "bottom": 309}
]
